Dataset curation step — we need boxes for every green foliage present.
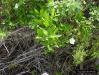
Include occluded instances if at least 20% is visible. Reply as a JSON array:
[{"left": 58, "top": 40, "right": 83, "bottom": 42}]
[
  {"left": 91, "top": 35, "right": 99, "bottom": 59},
  {"left": 48, "top": 0, "right": 83, "bottom": 17},
  {"left": 9, "top": 63, "right": 16, "bottom": 69},
  {"left": 32, "top": 8, "right": 61, "bottom": 53},
  {"left": 89, "top": 5, "right": 99, "bottom": 21},
  {"left": 73, "top": 49, "right": 87, "bottom": 65},
  {"left": 56, "top": 72, "right": 63, "bottom": 75},
  {"left": 0, "top": 28, "right": 10, "bottom": 40},
  {"left": 1, "top": 0, "right": 46, "bottom": 28}
]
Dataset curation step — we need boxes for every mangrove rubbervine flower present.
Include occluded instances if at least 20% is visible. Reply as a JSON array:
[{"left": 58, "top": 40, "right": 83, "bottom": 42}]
[
  {"left": 41, "top": 72, "right": 49, "bottom": 75},
  {"left": 70, "top": 37, "right": 75, "bottom": 45},
  {"left": 15, "top": 3, "right": 18, "bottom": 9}
]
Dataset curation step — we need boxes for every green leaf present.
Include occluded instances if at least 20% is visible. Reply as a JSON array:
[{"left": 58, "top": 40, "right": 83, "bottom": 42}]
[
  {"left": 51, "top": 8, "right": 55, "bottom": 19},
  {"left": 49, "top": 35, "right": 61, "bottom": 38},
  {"left": 34, "top": 9, "right": 39, "bottom": 14},
  {"left": 40, "top": 8, "right": 44, "bottom": 17},
  {"left": 43, "top": 11, "right": 50, "bottom": 27},
  {"left": 38, "top": 28, "right": 48, "bottom": 36}
]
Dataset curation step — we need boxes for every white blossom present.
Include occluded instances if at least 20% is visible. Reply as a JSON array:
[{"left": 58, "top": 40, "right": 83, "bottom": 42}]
[
  {"left": 41, "top": 72, "right": 49, "bottom": 75},
  {"left": 70, "top": 38, "right": 75, "bottom": 45},
  {"left": 15, "top": 3, "right": 18, "bottom": 9}
]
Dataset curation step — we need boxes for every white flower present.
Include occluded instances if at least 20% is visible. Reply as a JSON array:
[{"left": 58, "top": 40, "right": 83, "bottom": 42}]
[
  {"left": 15, "top": 3, "right": 18, "bottom": 8},
  {"left": 70, "top": 38, "right": 75, "bottom": 45},
  {"left": 41, "top": 72, "right": 49, "bottom": 75}
]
